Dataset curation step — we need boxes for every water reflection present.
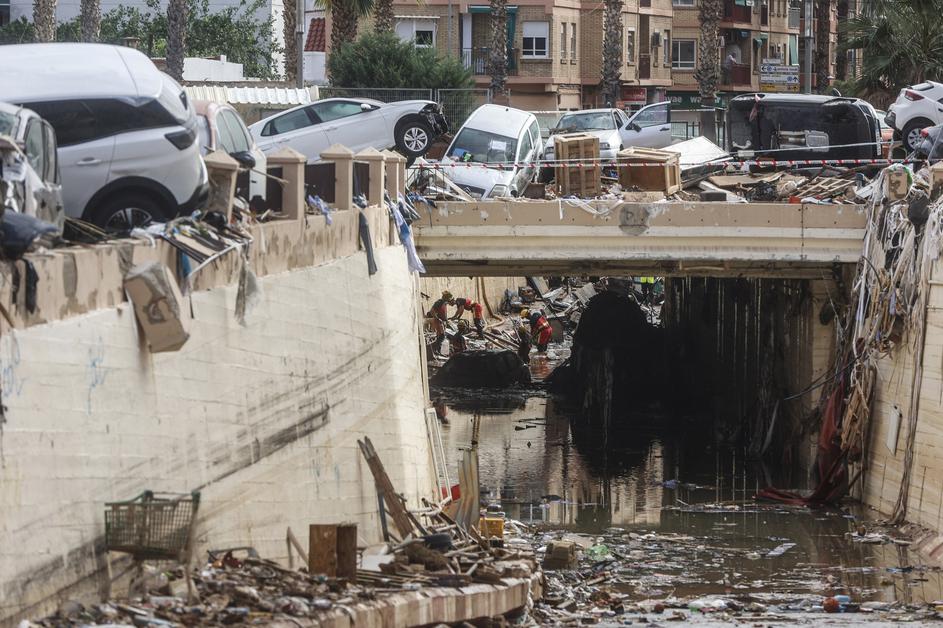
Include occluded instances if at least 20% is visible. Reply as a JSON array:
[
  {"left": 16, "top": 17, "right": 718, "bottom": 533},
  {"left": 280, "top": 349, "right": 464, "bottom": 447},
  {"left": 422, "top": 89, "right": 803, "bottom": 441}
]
[{"left": 437, "top": 392, "right": 943, "bottom": 605}]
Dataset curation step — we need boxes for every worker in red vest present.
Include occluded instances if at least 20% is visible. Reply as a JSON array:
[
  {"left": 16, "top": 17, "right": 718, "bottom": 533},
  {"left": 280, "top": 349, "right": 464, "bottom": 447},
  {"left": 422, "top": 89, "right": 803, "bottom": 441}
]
[
  {"left": 451, "top": 297, "right": 485, "bottom": 338},
  {"left": 448, "top": 320, "right": 469, "bottom": 354},
  {"left": 521, "top": 309, "right": 553, "bottom": 353}
]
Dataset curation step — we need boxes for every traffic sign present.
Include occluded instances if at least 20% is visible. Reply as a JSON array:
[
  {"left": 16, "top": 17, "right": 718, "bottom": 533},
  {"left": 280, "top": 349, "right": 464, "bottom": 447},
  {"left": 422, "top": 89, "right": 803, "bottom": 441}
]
[
  {"left": 760, "top": 73, "right": 800, "bottom": 84},
  {"left": 759, "top": 64, "right": 799, "bottom": 74}
]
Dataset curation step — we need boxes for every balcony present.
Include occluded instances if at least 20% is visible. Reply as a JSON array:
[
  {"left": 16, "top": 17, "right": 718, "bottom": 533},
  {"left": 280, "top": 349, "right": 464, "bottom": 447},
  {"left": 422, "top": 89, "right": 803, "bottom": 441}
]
[
  {"left": 462, "top": 48, "right": 519, "bottom": 76},
  {"left": 639, "top": 54, "right": 652, "bottom": 79},
  {"left": 723, "top": 0, "right": 753, "bottom": 23},
  {"left": 722, "top": 62, "right": 753, "bottom": 87}
]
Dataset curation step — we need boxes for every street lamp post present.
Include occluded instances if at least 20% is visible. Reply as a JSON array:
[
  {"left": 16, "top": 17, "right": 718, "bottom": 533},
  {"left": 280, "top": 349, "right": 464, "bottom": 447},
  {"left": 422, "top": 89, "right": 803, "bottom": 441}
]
[{"left": 803, "top": 0, "right": 813, "bottom": 93}]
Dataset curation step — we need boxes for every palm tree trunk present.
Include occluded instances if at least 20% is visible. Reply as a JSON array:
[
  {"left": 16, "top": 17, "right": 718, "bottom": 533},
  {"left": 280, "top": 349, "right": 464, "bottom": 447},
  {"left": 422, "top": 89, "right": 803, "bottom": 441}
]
[
  {"left": 694, "top": 0, "right": 722, "bottom": 142},
  {"left": 601, "top": 0, "right": 623, "bottom": 107},
  {"left": 834, "top": 0, "right": 847, "bottom": 80},
  {"left": 79, "top": 0, "right": 100, "bottom": 42},
  {"left": 166, "top": 0, "right": 187, "bottom": 82},
  {"left": 32, "top": 0, "right": 57, "bottom": 42},
  {"left": 814, "top": 0, "right": 833, "bottom": 91},
  {"left": 284, "top": 0, "right": 298, "bottom": 82},
  {"left": 374, "top": 0, "right": 394, "bottom": 33},
  {"left": 487, "top": 0, "right": 507, "bottom": 96},
  {"left": 330, "top": 0, "right": 359, "bottom": 55}
]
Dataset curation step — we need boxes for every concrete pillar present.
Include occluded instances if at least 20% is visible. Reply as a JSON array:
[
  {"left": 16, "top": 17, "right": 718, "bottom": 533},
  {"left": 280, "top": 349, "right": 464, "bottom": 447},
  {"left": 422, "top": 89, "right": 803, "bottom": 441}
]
[
  {"left": 382, "top": 150, "right": 405, "bottom": 199},
  {"left": 355, "top": 147, "right": 386, "bottom": 207},
  {"left": 321, "top": 144, "right": 355, "bottom": 212},
  {"left": 203, "top": 150, "right": 240, "bottom": 223},
  {"left": 266, "top": 146, "right": 307, "bottom": 221}
]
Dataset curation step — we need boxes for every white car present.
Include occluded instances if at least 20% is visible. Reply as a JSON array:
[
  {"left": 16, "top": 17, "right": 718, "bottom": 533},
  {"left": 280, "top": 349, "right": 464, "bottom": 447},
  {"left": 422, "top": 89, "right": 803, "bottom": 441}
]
[
  {"left": 544, "top": 104, "right": 673, "bottom": 162},
  {"left": 249, "top": 98, "right": 448, "bottom": 161},
  {"left": 194, "top": 101, "right": 267, "bottom": 209},
  {"left": 440, "top": 104, "right": 542, "bottom": 199},
  {"left": 886, "top": 81, "right": 943, "bottom": 152},
  {"left": 0, "top": 43, "right": 208, "bottom": 230},
  {"left": 0, "top": 102, "right": 64, "bottom": 227}
]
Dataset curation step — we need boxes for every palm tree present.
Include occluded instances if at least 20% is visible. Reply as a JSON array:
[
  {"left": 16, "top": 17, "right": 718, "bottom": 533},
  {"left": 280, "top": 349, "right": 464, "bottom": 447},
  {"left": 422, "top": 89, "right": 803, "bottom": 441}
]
[
  {"left": 32, "top": 0, "right": 57, "bottom": 42},
  {"left": 600, "top": 0, "right": 623, "bottom": 106},
  {"left": 79, "top": 0, "right": 100, "bottom": 42},
  {"left": 166, "top": 0, "right": 187, "bottom": 81},
  {"left": 487, "top": 0, "right": 507, "bottom": 96},
  {"left": 321, "top": 0, "right": 374, "bottom": 56},
  {"left": 814, "top": 0, "right": 834, "bottom": 91},
  {"left": 284, "top": 0, "right": 298, "bottom": 82},
  {"left": 374, "top": 0, "right": 394, "bottom": 33},
  {"left": 694, "top": 0, "right": 722, "bottom": 141},
  {"left": 841, "top": 0, "right": 943, "bottom": 105}
]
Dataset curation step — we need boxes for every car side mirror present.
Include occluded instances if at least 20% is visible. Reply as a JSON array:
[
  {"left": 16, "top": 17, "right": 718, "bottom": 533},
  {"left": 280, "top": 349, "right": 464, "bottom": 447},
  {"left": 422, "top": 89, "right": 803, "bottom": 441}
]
[
  {"left": 230, "top": 150, "right": 256, "bottom": 169},
  {"left": 361, "top": 103, "right": 373, "bottom": 111},
  {"left": 627, "top": 122, "right": 641, "bottom": 132}
]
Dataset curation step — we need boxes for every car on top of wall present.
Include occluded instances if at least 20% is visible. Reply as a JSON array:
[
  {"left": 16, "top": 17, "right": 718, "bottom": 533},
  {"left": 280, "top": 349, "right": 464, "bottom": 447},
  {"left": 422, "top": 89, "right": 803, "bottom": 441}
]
[
  {"left": 248, "top": 98, "right": 447, "bottom": 161},
  {"left": 194, "top": 101, "right": 267, "bottom": 209},
  {"left": 440, "top": 104, "right": 542, "bottom": 199},
  {"left": 543, "top": 103, "right": 673, "bottom": 163},
  {"left": 0, "top": 43, "right": 208, "bottom": 231},
  {"left": 885, "top": 81, "right": 943, "bottom": 152},
  {"left": 0, "top": 102, "right": 64, "bottom": 227}
]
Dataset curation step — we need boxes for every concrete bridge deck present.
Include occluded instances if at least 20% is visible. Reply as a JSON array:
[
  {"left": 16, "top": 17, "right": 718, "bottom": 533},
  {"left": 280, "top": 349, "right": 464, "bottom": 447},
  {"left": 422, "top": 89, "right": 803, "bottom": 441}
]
[{"left": 412, "top": 199, "right": 867, "bottom": 277}]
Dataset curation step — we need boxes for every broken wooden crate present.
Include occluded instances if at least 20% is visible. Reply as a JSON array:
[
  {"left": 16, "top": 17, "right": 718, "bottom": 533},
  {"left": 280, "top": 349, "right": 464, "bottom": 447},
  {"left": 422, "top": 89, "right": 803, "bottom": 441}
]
[
  {"left": 554, "top": 133, "right": 601, "bottom": 197},
  {"left": 617, "top": 146, "right": 681, "bottom": 194}
]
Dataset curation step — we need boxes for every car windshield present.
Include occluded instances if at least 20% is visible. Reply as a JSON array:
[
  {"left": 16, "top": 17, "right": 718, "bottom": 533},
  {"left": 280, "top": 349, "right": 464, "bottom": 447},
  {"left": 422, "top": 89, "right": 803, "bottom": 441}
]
[
  {"left": 556, "top": 112, "right": 615, "bottom": 131},
  {"left": 0, "top": 110, "right": 18, "bottom": 137},
  {"left": 449, "top": 127, "right": 518, "bottom": 163}
]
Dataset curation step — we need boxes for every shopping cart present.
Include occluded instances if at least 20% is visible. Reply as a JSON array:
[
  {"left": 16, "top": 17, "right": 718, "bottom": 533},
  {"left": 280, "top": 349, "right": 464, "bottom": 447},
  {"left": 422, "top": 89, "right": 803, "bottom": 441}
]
[{"left": 104, "top": 490, "right": 201, "bottom": 600}]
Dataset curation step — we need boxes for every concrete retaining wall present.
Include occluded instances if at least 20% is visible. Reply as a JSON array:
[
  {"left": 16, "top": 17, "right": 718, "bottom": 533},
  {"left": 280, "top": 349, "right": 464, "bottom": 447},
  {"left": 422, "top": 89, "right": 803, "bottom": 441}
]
[{"left": 0, "top": 209, "right": 435, "bottom": 624}]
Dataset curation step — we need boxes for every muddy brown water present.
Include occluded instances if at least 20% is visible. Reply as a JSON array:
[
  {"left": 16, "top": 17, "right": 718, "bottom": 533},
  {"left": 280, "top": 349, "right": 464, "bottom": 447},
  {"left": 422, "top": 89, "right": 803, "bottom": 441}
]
[{"left": 434, "top": 389, "right": 943, "bottom": 609}]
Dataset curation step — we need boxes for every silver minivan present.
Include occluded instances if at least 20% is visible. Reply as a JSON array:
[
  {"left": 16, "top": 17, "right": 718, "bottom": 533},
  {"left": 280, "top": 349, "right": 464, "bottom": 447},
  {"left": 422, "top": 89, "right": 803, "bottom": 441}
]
[{"left": 441, "top": 104, "right": 542, "bottom": 199}]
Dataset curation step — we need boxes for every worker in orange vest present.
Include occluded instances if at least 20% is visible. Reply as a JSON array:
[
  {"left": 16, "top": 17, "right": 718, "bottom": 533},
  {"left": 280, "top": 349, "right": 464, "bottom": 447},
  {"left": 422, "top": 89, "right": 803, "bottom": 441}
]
[
  {"left": 426, "top": 290, "right": 454, "bottom": 355},
  {"left": 452, "top": 297, "right": 485, "bottom": 338},
  {"left": 521, "top": 309, "right": 553, "bottom": 353}
]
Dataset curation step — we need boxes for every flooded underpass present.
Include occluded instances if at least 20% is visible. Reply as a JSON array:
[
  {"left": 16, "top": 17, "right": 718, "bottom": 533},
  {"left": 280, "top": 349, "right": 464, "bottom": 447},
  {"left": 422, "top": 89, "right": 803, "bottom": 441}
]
[
  {"left": 434, "top": 390, "right": 943, "bottom": 624},
  {"left": 426, "top": 276, "right": 943, "bottom": 624}
]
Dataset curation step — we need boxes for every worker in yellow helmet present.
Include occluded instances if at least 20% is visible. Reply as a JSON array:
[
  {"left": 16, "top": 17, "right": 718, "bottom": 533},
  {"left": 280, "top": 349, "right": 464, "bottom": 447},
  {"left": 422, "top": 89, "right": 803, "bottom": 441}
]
[{"left": 639, "top": 277, "right": 655, "bottom": 305}]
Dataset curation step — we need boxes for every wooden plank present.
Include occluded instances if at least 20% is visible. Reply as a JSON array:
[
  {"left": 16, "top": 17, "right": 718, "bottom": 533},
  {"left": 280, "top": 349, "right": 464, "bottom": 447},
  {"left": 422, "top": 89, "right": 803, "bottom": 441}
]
[
  {"left": 358, "top": 437, "right": 415, "bottom": 538},
  {"left": 336, "top": 524, "right": 358, "bottom": 581},
  {"left": 309, "top": 524, "right": 338, "bottom": 576}
]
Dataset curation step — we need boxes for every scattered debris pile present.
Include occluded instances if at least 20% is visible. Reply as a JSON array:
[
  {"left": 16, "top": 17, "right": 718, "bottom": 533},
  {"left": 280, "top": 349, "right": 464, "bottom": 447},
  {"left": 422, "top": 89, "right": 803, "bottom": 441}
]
[{"left": 431, "top": 349, "right": 531, "bottom": 387}]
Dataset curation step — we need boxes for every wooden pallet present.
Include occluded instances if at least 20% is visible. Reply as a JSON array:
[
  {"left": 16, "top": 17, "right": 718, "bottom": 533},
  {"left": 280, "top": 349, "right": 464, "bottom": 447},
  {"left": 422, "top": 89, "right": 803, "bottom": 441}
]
[
  {"left": 554, "top": 133, "right": 601, "bottom": 197},
  {"left": 617, "top": 146, "right": 681, "bottom": 194}
]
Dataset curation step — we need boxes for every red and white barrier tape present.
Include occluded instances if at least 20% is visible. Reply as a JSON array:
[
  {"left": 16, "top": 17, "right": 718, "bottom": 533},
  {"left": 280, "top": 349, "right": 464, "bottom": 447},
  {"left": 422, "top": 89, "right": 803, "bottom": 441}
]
[{"left": 409, "top": 158, "right": 915, "bottom": 170}]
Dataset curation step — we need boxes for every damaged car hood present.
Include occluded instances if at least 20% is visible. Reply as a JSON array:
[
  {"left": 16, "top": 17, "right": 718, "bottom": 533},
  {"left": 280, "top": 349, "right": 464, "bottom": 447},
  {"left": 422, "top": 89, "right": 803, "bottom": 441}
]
[{"left": 438, "top": 157, "right": 516, "bottom": 198}]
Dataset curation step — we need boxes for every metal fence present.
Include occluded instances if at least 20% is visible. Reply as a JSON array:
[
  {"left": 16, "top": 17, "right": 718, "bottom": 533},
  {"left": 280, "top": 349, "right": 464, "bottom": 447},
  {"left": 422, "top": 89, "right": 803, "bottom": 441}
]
[
  {"left": 317, "top": 87, "right": 434, "bottom": 103},
  {"left": 318, "top": 87, "right": 491, "bottom": 132},
  {"left": 671, "top": 109, "right": 727, "bottom": 147}
]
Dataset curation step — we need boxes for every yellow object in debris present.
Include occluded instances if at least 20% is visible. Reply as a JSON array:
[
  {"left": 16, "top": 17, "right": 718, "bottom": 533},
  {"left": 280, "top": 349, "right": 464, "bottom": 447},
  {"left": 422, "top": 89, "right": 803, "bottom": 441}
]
[{"left": 479, "top": 516, "right": 505, "bottom": 539}]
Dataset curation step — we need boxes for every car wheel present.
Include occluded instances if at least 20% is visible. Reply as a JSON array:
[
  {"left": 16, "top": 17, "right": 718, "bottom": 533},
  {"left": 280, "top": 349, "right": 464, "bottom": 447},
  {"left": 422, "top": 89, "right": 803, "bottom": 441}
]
[
  {"left": 903, "top": 119, "right": 933, "bottom": 152},
  {"left": 396, "top": 119, "right": 434, "bottom": 158},
  {"left": 90, "top": 193, "right": 170, "bottom": 232}
]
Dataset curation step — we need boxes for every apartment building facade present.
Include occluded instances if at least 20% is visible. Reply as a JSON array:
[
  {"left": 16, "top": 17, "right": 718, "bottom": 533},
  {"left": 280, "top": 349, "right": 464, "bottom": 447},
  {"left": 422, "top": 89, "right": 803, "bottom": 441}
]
[{"left": 351, "top": 0, "right": 846, "bottom": 110}]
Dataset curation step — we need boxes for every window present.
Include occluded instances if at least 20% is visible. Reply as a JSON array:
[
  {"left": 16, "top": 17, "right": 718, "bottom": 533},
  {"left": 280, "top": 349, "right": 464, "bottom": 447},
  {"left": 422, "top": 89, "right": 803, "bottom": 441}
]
[
  {"left": 561, "top": 22, "right": 567, "bottom": 60},
  {"left": 25, "top": 99, "right": 177, "bottom": 146},
  {"left": 673, "top": 0, "right": 695, "bottom": 6},
  {"left": 663, "top": 31, "right": 671, "bottom": 65},
  {"left": 42, "top": 122, "right": 58, "bottom": 183},
  {"left": 672, "top": 39, "right": 695, "bottom": 69},
  {"left": 626, "top": 30, "right": 635, "bottom": 64},
  {"left": 632, "top": 103, "right": 669, "bottom": 128},
  {"left": 449, "top": 128, "right": 518, "bottom": 163},
  {"left": 788, "top": 34, "right": 799, "bottom": 66},
  {"left": 0, "top": 0, "right": 10, "bottom": 26},
  {"left": 219, "top": 110, "right": 251, "bottom": 153},
  {"left": 517, "top": 125, "right": 534, "bottom": 162},
  {"left": 263, "top": 107, "right": 315, "bottom": 136},
  {"left": 311, "top": 100, "right": 367, "bottom": 123},
  {"left": 570, "top": 22, "right": 576, "bottom": 60},
  {"left": 395, "top": 19, "right": 437, "bottom": 47},
  {"left": 24, "top": 120, "right": 45, "bottom": 176},
  {"left": 522, "top": 21, "right": 549, "bottom": 58}
]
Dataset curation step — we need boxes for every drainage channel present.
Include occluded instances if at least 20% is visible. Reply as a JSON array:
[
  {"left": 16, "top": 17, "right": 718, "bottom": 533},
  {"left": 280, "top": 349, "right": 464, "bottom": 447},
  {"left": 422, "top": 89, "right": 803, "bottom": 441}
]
[{"left": 432, "top": 390, "right": 943, "bottom": 624}]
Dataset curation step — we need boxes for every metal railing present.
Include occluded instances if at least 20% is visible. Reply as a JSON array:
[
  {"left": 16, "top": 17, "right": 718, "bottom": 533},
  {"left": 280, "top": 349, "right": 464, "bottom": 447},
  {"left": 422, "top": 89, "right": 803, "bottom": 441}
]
[
  {"left": 671, "top": 112, "right": 728, "bottom": 147},
  {"left": 788, "top": 8, "right": 800, "bottom": 28},
  {"left": 462, "top": 47, "right": 519, "bottom": 76},
  {"left": 318, "top": 86, "right": 434, "bottom": 103}
]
